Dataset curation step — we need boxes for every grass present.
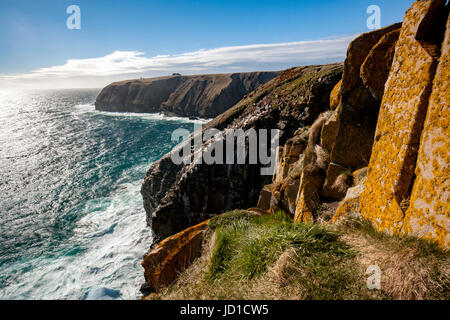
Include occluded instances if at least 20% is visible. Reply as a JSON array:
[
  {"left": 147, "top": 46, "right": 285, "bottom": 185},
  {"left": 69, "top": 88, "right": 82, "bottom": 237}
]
[
  {"left": 147, "top": 212, "right": 449, "bottom": 300},
  {"left": 332, "top": 217, "right": 450, "bottom": 300},
  {"left": 208, "top": 211, "right": 352, "bottom": 282}
]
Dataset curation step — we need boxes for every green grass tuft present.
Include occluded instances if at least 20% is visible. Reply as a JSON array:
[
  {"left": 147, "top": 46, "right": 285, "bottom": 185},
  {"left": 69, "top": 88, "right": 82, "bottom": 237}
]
[{"left": 208, "top": 211, "right": 354, "bottom": 283}]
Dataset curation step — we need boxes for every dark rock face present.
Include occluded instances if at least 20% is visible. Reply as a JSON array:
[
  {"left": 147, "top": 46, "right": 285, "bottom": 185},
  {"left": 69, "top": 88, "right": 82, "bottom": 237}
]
[
  {"left": 330, "top": 23, "right": 402, "bottom": 170},
  {"left": 141, "top": 63, "right": 343, "bottom": 240},
  {"left": 95, "top": 72, "right": 279, "bottom": 118}
]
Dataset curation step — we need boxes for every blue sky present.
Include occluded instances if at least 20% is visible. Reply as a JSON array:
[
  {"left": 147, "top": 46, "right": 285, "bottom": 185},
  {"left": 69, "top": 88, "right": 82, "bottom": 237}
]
[{"left": 0, "top": 0, "right": 415, "bottom": 88}]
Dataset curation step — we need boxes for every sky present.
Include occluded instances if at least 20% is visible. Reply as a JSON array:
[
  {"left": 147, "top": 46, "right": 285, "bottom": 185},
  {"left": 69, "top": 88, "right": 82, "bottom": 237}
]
[{"left": 0, "top": 0, "right": 415, "bottom": 89}]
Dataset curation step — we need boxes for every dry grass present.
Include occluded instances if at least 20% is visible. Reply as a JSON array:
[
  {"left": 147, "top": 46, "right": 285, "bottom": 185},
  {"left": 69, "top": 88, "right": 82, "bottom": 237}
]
[
  {"left": 314, "top": 145, "right": 330, "bottom": 171},
  {"left": 303, "top": 112, "right": 333, "bottom": 174},
  {"left": 332, "top": 218, "right": 450, "bottom": 300}
]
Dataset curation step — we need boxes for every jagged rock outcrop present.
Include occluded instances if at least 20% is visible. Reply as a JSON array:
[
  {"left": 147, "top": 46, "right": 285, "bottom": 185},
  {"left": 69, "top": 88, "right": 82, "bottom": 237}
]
[
  {"left": 268, "top": 128, "right": 308, "bottom": 216},
  {"left": 141, "top": 219, "right": 210, "bottom": 294},
  {"left": 95, "top": 72, "right": 278, "bottom": 118},
  {"left": 360, "top": 0, "right": 449, "bottom": 248},
  {"left": 360, "top": 29, "right": 400, "bottom": 100},
  {"left": 142, "top": 64, "right": 343, "bottom": 239},
  {"left": 330, "top": 23, "right": 402, "bottom": 170}
]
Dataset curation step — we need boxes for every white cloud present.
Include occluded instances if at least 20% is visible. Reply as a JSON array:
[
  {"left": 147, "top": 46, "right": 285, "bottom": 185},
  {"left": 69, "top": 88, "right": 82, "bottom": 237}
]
[{"left": 0, "top": 36, "right": 354, "bottom": 88}]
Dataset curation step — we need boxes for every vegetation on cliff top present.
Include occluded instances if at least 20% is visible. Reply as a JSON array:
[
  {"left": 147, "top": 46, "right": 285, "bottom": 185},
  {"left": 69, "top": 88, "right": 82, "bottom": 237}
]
[{"left": 147, "top": 211, "right": 449, "bottom": 300}]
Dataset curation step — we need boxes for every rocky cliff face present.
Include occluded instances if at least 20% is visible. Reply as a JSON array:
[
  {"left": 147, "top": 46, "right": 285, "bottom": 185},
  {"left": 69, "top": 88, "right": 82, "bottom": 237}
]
[
  {"left": 270, "top": 0, "right": 449, "bottom": 248},
  {"left": 360, "top": 0, "right": 449, "bottom": 248},
  {"left": 141, "top": 64, "right": 343, "bottom": 240},
  {"left": 95, "top": 72, "right": 278, "bottom": 118}
]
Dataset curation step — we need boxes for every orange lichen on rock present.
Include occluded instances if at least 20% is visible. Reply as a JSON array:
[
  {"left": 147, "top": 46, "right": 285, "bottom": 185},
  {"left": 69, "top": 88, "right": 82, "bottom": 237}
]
[
  {"left": 294, "top": 171, "right": 322, "bottom": 223},
  {"left": 142, "top": 219, "right": 210, "bottom": 292},
  {"left": 333, "top": 178, "right": 366, "bottom": 222},
  {"left": 360, "top": 0, "right": 448, "bottom": 242},
  {"left": 402, "top": 12, "right": 450, "bottom": 248},
  {"left": 329, "top": 79, "right": 342, "bottom": 111}
]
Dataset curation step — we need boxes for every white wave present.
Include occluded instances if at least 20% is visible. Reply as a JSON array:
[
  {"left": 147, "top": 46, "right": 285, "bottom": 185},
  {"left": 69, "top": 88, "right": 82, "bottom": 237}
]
[
  {"left": 0, "top": 179, "right": 154, "bottom": 300},
  {"left": 73, "top": 103, "right": 211, "bottom": 124}
]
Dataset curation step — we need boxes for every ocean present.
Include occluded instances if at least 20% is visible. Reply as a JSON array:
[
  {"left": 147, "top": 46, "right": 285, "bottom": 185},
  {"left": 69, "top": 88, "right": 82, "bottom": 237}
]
[{"left": 0, "top": 89, "right": 200, "bottom": 299}]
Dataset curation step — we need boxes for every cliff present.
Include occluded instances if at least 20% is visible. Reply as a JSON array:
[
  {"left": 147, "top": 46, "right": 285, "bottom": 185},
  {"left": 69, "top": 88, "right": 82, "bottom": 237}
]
[
  {"left": 95, "top": 72, "right": 278, "bottom": 118},
  {"left": 140, "top": 0, "right": 449, "bottom": 299}
]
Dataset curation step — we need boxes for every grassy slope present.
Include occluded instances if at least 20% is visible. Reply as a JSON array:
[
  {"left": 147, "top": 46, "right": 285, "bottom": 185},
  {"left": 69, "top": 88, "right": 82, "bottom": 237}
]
[{"left": 147, "top": 211, "right": 449, "bottom": 300}]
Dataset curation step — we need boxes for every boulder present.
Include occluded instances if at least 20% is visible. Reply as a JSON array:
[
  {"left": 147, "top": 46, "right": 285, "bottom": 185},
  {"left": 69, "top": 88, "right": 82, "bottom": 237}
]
[
  {"left": 320, "top": 110, "right": 339, "bottom": 153},
  {"left": 294, "top": 171, "right": 324, "bottom": 223},
  {"left": 332, "top": 178, "right": 366, "bottom": 222}
]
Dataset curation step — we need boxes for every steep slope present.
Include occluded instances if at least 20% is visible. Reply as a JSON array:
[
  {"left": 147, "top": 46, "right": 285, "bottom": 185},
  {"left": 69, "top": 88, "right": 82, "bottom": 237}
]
[
  {"left": 141, "top": 63, "right": 343, "bottom": 240},
  {"left": 95, "top": 72, "right": 278, "bottom": 118}
]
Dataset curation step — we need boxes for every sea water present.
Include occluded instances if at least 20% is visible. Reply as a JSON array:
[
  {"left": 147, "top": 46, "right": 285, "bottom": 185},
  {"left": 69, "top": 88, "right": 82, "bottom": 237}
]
[{"left": 0, "top": 89, "right": 201, "bottom": 299}]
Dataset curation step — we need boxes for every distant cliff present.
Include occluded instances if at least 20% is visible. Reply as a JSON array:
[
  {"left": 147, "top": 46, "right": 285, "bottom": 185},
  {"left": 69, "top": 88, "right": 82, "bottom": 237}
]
[{"left": 95, "top": 72, "right": 279, "bottom": 118}]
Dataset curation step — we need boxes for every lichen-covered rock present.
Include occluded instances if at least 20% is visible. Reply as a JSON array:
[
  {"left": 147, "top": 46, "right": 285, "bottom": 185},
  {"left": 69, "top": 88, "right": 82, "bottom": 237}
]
[
  {"left": 294, "top": 171, "right": 323, "bottom": 223},
  {"left": 402, "top": 11, "right": 450, "bottom": 248},
  {"left": 361, "top": 29, "right": 401, "bottom": 100},
  {"left": 332, "top": 177, "right": 366, "bottom": 222},
  {"left": 352, "top": 167, "right": 368, "bottom": 186},
  {"left": 142, "top": 64, "right": 343, "bottom": 239},
  {"left": 330, "top": 22, "right": 402, "bottom": 169},
  {"left": 95, "top": 72, "right": 278, "bottom": 118},
  {"left": 329, "top": 79, "right": 342, "bottom": 111},
  {"left": 141, "top": 219, "right": 210, "bottom": 293},
  {"left": 360, "top": 0, "right": 447, "bottom": 238}
]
